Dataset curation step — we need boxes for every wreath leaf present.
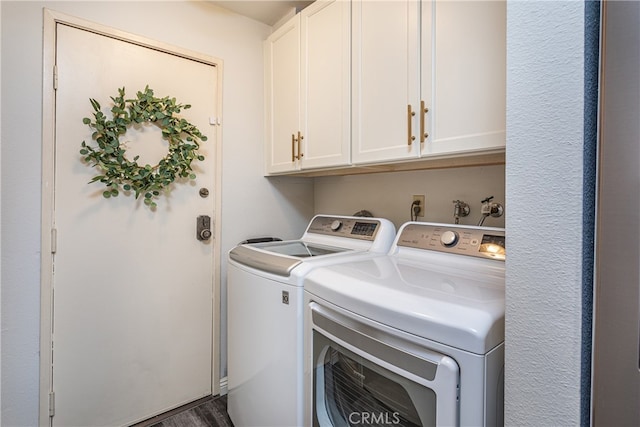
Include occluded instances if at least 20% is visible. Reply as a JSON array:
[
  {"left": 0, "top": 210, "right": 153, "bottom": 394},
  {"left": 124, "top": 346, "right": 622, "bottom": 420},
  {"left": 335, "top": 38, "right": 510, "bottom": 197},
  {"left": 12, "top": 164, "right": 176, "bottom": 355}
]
[{"left": 80, "top": 86, "right": 207, "bottom": 209}]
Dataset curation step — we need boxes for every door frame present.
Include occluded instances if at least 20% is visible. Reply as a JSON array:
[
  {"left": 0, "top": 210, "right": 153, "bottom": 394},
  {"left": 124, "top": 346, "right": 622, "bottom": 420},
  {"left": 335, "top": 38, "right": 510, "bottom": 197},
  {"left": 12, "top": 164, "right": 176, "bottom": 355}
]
[{"left": 40, "top": 9, "right": 223, "bottom": 425}]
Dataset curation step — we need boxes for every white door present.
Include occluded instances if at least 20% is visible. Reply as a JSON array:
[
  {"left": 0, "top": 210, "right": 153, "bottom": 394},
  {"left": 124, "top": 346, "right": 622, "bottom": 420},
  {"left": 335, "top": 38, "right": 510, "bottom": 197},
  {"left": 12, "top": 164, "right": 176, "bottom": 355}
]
[{"left": 50, "top": 23, "right": 217, "bottom": 426}]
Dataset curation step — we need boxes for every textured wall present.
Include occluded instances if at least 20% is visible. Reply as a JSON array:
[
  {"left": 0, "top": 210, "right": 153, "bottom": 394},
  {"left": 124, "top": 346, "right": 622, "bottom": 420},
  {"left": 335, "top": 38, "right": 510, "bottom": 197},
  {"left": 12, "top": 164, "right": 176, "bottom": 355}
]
[{"left": 505, "top": 1, "right": 587, "bottom": 425}]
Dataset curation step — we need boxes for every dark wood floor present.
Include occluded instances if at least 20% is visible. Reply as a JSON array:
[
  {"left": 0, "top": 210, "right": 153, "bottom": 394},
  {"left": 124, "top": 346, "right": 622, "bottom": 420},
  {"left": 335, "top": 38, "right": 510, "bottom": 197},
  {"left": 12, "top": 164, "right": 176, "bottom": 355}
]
[{"left": 133, "top": 395, "right": 233, "bottom": 427}]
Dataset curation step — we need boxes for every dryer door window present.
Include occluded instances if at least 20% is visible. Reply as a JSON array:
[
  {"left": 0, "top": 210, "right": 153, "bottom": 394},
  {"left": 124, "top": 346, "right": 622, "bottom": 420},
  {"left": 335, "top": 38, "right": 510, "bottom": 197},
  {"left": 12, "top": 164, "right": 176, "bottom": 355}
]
[
  {"left": 310, "top": 302, "right": 459, "bottom": 427},
  {"left": 317, "top": 337, "right": 435, "bottom": 426}
]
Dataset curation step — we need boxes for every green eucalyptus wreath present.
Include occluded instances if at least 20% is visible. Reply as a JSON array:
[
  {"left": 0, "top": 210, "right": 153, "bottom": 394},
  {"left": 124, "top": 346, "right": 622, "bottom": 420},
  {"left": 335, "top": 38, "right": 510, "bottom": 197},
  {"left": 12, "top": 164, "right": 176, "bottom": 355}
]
[{"left": 80, "top": 86, "right": 208, "bottom": 209}]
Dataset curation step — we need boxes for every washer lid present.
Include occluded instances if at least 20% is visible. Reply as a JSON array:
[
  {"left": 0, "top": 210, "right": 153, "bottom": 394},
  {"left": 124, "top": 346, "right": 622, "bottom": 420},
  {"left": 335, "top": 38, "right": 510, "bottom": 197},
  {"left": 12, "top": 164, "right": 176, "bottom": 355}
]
[
  {"left": 229, "top": 241, "right": 351, "bottom": 276},
  {"left": 228, "top": 215, "right": 397, "bottom": 277},
  {"left": 304, "top": 254, "right": 505, "bottom": 354},
  {"left": 247, "top": 240, "right": 349, "bottom": 258}
]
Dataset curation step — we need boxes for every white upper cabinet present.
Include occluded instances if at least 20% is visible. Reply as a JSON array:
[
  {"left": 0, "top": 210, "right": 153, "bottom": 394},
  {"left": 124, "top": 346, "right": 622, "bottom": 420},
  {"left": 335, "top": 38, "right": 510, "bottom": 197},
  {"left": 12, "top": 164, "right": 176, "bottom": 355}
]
[
  {"left": 425, "top": 0, "right": 506, "bottom": 157},
  {"left": 265, "top": 0, "right": 506, "bottom": 175},
  {"left": 264, "top": 16, "right": 301, "bottom": 174},
  {"left": 353, "top": 0, "right": 506, "bottom": 165},
  {"left": 300, "top": 0, "right": 351, "bottom": 169},
  {"left": 265, "top": 0, "right": 351, "bottom": 174},
  {"left": 351, "top": 0, "right": 421, "bottom": 164}
]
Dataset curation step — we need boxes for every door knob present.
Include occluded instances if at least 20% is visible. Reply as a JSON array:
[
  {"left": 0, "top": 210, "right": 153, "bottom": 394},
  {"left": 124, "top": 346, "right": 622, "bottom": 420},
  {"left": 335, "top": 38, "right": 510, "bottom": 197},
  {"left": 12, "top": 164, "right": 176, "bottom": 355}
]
[{"left": 196, "top": 215, "right": 212, "bottom": 241}]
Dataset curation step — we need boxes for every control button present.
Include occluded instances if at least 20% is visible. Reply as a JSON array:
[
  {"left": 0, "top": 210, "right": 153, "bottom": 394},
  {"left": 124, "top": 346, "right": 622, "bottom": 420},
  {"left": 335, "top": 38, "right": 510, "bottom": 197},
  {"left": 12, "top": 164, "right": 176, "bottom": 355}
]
[
  {"left": 330, "top": 220, "right": 342, "bottom": 231},
  {"left": 440, "top": 230, "right": 458, "bottom": 247}
]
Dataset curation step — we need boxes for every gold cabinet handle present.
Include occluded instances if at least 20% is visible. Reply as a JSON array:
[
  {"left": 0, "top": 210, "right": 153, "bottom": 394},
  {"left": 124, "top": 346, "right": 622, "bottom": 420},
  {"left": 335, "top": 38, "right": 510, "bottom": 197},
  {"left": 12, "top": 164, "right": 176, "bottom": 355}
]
[
  {"left": 420, "top": 100, "right": 429, "bottom": 143},
  {"left": 297, "top": 131, "right": 304, "bottom": 159},
  {"left": 291, "top": 133, "right": 297, "bottom": 162},
  {"left": 408, "top": 105, "right": 416, "bottom": 145}
]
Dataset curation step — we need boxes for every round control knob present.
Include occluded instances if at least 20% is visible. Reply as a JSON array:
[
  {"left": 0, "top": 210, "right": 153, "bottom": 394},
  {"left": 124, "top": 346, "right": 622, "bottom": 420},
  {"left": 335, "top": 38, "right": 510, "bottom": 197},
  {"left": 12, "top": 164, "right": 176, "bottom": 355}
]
[
  {"left": 440, "top": 230, "right": 458, "bottom": 247},
  {"left": 200, "top": 229, "right": 212, "bottom": 240},
  {"left": 330, "top": 220, "right": 342, "bottom": 231}
]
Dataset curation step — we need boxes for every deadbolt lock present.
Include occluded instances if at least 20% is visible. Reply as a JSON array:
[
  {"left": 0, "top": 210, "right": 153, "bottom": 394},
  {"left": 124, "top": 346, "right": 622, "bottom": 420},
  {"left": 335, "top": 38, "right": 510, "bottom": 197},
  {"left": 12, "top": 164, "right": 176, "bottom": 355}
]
[{"left": 196, "top": 215, "right": 212, "bottom": 241}]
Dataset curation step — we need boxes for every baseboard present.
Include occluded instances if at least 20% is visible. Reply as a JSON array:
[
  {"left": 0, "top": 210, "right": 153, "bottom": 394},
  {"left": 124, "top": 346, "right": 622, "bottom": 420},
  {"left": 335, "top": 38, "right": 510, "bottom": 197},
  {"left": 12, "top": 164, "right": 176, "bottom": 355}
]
[{"left": 219, "top": 376, "right": 228, "bottom": 396}]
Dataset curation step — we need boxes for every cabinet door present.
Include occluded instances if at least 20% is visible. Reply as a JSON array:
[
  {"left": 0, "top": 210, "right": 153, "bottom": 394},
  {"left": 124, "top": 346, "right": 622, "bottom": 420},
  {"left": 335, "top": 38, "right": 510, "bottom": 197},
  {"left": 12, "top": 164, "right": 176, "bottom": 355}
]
[
  {"left": 424, "top": 0, "right": 506, "bottom": 156},
  {"left": 352, "top": 0, "right": 421, "bottom": 164},
  {"left": 300, "top": 0, "right": 351, "bottom": 169},
  {"left": 265, "top": 16, "right": 301, "bottom": 174}
]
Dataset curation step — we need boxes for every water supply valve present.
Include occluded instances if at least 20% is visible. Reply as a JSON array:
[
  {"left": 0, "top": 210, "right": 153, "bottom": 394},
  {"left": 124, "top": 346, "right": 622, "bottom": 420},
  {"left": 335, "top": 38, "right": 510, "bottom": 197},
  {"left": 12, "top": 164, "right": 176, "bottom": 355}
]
[
  {"left": 452, "top": 200, "right": 470, "bottom": 224},
  {"left": 478, "top": 196, "right": 504, "bottom": 226}
]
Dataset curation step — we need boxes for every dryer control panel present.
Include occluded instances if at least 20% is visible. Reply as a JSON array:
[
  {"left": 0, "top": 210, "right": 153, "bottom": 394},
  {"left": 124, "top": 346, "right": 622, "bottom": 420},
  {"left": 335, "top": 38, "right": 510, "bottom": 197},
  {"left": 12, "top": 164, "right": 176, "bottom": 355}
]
[
  {"left": 397, "top": 223, "right": 506, "bottom": 260},
  {"left": 306, "top": 216, "right": 380, "bottom": 241}
]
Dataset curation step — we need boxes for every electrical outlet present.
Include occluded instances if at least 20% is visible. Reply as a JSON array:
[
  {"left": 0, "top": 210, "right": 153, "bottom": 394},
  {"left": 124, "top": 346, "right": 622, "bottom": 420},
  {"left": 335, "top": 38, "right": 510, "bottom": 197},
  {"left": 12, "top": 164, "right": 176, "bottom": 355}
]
[{"left": 412, "top": 195, "right": 425, "bottom": 217}]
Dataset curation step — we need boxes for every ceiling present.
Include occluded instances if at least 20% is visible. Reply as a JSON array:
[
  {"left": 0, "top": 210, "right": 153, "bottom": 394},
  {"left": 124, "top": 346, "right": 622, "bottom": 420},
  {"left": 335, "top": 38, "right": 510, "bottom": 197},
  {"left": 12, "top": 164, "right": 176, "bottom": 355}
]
[{"left": 211, "top": 1, "right": 314, "bottom": 26}]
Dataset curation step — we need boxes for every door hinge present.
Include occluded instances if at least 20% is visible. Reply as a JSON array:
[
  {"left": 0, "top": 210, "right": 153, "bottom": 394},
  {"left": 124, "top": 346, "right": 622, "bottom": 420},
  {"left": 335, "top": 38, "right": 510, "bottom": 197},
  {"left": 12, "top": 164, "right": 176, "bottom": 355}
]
[
  {"left": 51, "top": 228, "right": 57, "bottom": 254},
  {"left": 53, "top": 65, "right": 58, "bottom": 90},
  {"left": 49, "top": 391, "right": 55, "bottom": 417}
]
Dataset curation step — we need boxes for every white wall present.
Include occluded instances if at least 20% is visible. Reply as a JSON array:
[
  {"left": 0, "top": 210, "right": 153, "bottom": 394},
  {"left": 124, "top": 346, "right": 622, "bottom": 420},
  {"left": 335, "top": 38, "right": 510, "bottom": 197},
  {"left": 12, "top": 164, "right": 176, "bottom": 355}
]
[
  {"left": 314, "top": 165, "right": 505, "bottom": 230},
  {"left": 0, "top": 1, "right": 313, "bottom": 425},
  {"left": 505, "top": 1, "right": 588, "bottom": 425}
]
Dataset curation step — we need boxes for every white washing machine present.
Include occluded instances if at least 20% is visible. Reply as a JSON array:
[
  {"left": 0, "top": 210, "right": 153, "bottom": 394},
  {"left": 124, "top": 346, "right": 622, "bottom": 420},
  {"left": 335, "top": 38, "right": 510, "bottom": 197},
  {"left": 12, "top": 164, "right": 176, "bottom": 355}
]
[
  {"left": 304, "top": 221, "right": 506, "bottom": 426},
  {"left": 227, "top": 215, "right": 396, "bottom": 427}
]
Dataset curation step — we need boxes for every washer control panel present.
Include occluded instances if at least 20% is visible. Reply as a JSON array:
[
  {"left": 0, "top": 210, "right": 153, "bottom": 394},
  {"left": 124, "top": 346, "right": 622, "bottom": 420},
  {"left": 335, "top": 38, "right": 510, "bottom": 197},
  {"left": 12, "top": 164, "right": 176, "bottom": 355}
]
[
  {"left": 306, "top": 216, "right": 380, "bottom": 241},
  {"left": 397, "top": 223, "right": 505, "bottom": 260}
]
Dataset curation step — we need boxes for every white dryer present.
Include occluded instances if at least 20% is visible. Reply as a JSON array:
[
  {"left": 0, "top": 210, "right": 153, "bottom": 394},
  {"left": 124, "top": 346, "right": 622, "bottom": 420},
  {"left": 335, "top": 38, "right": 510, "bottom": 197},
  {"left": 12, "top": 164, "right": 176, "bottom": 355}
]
[
  {"left": 304, "top": 222, "right": 506, "bottom": 426},
  {"left": 227, "top": 215, "right": 396, "bottom": 427}
]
